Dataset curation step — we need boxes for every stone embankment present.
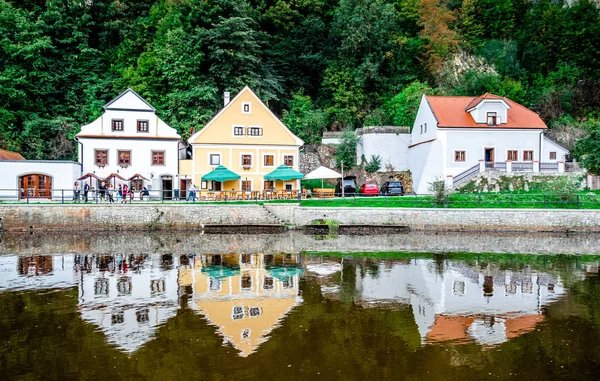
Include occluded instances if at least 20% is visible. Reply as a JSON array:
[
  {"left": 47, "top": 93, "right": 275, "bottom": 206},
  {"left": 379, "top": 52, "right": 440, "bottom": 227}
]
[{"left": 1, "top": 204, "right": 600, "bottom": 232}]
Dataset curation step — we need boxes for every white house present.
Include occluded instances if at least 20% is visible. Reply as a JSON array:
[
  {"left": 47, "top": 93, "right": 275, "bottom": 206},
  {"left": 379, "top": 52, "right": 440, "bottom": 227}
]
[
  {"left": 407, "top": 93, "right": 569, "bottom": 194},
  {"left": 76, "top": 89, "right": 181, "bottom": 197},
  {"left": 0, "top": 149, "right": 81, "bottom": 201}
]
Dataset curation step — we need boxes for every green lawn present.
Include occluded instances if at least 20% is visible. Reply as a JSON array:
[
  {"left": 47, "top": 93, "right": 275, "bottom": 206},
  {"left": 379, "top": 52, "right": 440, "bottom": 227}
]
[{"left": 300, "top": 193, "right": 600, "bottom": 209}]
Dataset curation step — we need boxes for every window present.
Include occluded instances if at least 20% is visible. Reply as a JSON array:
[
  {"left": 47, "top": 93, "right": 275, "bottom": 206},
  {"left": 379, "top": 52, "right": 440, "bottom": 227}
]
[
  {"left": 549, "top": 151, "right": 557, "bottom": 160},
  {"left": 454, "top": 150, "right": 466, "bottom": 162},
  {"left": 210, "top": 154, "right": 221, "bottom": 166},
  {"left": 137, "top": 120, "right": 149, "bottom": 132},
  {"left": 285, "top": 183, "right": 293, "bottom": 191},
  {"left": 150, "top": 279, "right": 165, "bottom": 294},
  {"left": 136, "top": 309, "right": 149, "bottom": 323},
  {"left": 241, "top": 254, "right": 252, "bottom": 264},
  {"left": 420, "top": 125, "right": 423, "bottom": 134},
  {"left": 264, "top": 180, "right": 274, "bottom": 190},
  {"left": 248, "top": 307, "right": 262, "bottom": 317},
  {"left": 507, "top": 150, "right": 518, "bottom": 161},
  {"left": 232, "top": 306, "right": 244, "bottom": 320},
  {"left": 523, "top": 150, "right": 534, "bottom": 161},
  {"left": 283, "top": 278, "right": 294, "bottom": 289},
  {"left": 234, "top": 126, "right": 245, "bottom": 136},
  {"left": 424, "top": 123, "right": 427, "bottom": 133},
  {"left": 263, "top": 276, "right": 274, "bottom": 290},
  {"left": 284, "top": 155, "right": 294, "bottom": 166},
  {"left": 264, "top": 155, "right": 274, "bottom": 166},
  {"left": 242, "top": 154, "right": 252, "bottom": 167},
  {"left": 152, "top": 151, "right": 165, "bottom": 165},
  {"left": 117, "top": 277, "right": 132, "bottom": 295},
  {"left": 112, "top": 119, "right": 124, "bottom": 131},
  {"left": 241, "top": 180, "right": 252, "bottom": 191},
  {"left": 118, "top": 150, "right": 131, "bottom": 167},
  {"left": 241, "top": 274, "right": 252, "bottom": 290},
  {"left": 248, "top": 127, "right": 262, "bottom": 136},
  {"left": 242, "top": 102, "right": 251, "bottom": 114},
  {"left": 95, "top": 149, "right": 108, "bottom": 167},
  {"left": 209, "top": 277, "right": 221, "bottom": 291},
  {"left": 241, "top": 329, "right": 251, "bottom": 339},
  {"left": 487, "top": 112, "right": 497, "bottom": 125},
  {"left": 201, "top": 180, "right": 208, "bottom": 189}
]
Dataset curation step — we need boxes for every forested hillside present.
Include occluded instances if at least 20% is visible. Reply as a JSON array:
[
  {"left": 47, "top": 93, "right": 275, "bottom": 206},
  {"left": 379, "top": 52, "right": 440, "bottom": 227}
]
[{"left": 1, "top": 0, "right": 599, "bottom": 161}]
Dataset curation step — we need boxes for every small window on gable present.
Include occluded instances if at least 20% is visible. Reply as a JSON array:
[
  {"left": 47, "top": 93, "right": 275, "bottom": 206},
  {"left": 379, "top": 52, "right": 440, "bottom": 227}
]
[
  {"left": 420, "top": 125, "right": 423, "bottom": 134},
  {"left": 424, "top": 123, "right": 427, "bottom": 133},
  {"left": 454, "top": 150, "right": 466, "bottom": 162},
  {"left": 137, "top": 120, "right": 149, "bottom": 132},
  {"left": 112, "top": 119, "right": 124, "bottom": 131},
  {"left": 523, "top": 150, "right": 534, "bottom": 161},
  {"left": 284, "top": 155, "right": 294, "bottom": 166},
  {"left": 549, "top": 152, "right": 557, "bottom": 160},
  {"left": 248, "top": 127, "right": 262, "bottom": 136},
  {"left": 234, "top": 126, "right": 245, "bottom": 136},
  {"left": 487, "top": 112, "right": 497, "bottom": 126},
  {"left": 210, "top": 154, "right": 220, "bottom": 166},
  {"left": 507, "top": 150, "right": 518, "bottom": 161},
  {"left": 242, "top": 102, "right": 251, "bottom": 114}
]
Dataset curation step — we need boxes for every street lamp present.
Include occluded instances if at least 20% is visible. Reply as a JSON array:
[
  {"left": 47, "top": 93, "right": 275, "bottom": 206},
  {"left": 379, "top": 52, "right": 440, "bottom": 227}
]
[{"left": 341, "top": 161, "right": 344, "bottom": 198}]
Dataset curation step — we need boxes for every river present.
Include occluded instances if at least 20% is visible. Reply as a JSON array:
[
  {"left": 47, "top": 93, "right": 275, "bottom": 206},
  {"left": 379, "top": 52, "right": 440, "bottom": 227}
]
[{"left": 0, "top": 232, "right": 599, "bottom": 380}]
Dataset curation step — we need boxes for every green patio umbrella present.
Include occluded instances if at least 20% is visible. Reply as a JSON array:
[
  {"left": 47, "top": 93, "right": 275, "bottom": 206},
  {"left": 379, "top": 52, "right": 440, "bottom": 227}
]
[
  {"left": 201, "top": 165, "right": 241, "bottom": 182},
  {"left": 266, "top": 266, "right": 304, "bottom": 281},
  {"left": 201, "top": 265, "right": 241, "bottom": 279},
  {"left": 264, "top": 164, "right": 304, "bottom": 181}
]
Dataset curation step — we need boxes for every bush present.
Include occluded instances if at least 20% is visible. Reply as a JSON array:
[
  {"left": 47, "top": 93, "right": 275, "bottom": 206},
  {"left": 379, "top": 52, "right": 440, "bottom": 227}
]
[{"left": 365, "top": 155, "right": 382, "bottom": 173}]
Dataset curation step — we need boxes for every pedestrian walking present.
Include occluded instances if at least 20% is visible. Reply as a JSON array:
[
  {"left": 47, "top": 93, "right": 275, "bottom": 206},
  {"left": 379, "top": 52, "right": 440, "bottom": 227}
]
[
  {"left": 83, "top": 183, "right": 89, "bottom": 202},
  {"left": 99, "top": 181, "right": 107, "bottom": 202},
  {"left": 107, "top": 184, "right": 115, "bottom": 203},
  {"left": 186, "top": 184, "right": 197, "bottom": 201},
  {"left": 116, "top": 184, "right": 123, "bottom": 203},
  {"left": 122, "top": 184, "right": 129, "bottom": 204}
]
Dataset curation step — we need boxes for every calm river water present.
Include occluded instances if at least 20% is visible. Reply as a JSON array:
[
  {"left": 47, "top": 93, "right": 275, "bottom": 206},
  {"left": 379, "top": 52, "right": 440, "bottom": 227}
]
[{"left": 1, "top": 232, "right": 600, "bottom": 380}]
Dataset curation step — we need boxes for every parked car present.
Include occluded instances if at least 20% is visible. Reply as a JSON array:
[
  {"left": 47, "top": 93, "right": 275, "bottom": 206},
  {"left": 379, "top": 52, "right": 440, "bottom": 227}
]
[
  {"left": 380, "top": 181, "right": 404, "bottom": 196},
  {"left": 359, "top": 183, "right": 379, "bottom": 196},
  {"left": 335, "top": 176, "right": 357, "bottom": 196}
]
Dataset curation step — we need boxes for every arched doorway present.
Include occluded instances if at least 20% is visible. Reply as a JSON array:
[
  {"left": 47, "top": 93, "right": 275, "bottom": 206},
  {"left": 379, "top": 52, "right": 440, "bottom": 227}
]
[{"left": 19, "top": 174, "right": 52, "bottom": 199}]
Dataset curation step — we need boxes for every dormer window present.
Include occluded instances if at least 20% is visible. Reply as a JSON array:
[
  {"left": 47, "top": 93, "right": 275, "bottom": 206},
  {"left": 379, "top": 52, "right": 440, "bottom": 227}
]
[
  {"left": 242, "top": 102, "right": 252, "bottom": 114},
  {"left": 487, "top": 112, "right": 497, "bottom": 126}
]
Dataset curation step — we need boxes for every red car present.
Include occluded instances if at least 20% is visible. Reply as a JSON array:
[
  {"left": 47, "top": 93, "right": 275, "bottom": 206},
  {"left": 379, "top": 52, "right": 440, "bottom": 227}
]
[{"left": 359, "top": 183, "right": 379, "bottom": 196}]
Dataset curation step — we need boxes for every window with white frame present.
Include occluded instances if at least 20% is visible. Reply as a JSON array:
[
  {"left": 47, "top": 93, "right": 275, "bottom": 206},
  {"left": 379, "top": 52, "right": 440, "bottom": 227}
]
[
  {"left": 424, "top": 123, "right": 427, "bottom": 133},
  {"left": 284, "top": 155, "right": 294, "bottom": 166},
  {"left": 241, "top": 154, "right": 252, "bottom": 167},
  {"left": 241, "top": 180, "right": 252, "bottom": 191},
  {"left": 420, "top": 124, "right": 423, "bottom": 134},
  {"left": 264, "top": 154, "right": 274, "bottom": 166},
  {"left": 454, "top": 150, "right": 466, "bottom": 162},
  {"left": 248, "top": 127, "right": 262, "bottom": 136},
  {"left": 263, "top": 276, "right": 274, "bottom": 290},
  {"left": 507, "top": 150, "right": 518, "bottom": 161},
  {"left": 523, "top": 150, "right": 534, "bottom": 161},
  {"left": 549, "top": 151, "right": 557, "bottom": 160},
  {"left": 234, "top": 126, "right": 245, "bottom": 136},
  {"left": 137, "top": 120, "right": 149, "bottom": 132},
  {"left": 248, "top": 306, "right": 262, "bottom": 317},
  {"left": 241, "top": 274, "right": 252, "bottom": 289},
  {"left": 487, "top": 112, "right": 497, "bottom": 125},
  {"left": 210, "top": 154, "right": 221, "bottom": 166},
  {"left": 242, "top": 102, "right": 252, "bottom": 114},
  {"left": 111, "top": 119, "right": 124, "bottom": 131},
  {"left": 232, "top": 306, "right": 244, "bottom": 320}
]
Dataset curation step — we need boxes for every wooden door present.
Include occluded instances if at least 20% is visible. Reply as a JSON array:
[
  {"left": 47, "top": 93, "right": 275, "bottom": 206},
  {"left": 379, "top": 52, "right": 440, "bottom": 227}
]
[{"left": 19, "top": 174, "right": 52, "bottom": 199}]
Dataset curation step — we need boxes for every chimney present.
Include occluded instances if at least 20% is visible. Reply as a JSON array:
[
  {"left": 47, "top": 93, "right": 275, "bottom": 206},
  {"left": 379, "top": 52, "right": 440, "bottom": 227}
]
[{"left": 224, "top": 91, "right": 231, "bottom": 107}]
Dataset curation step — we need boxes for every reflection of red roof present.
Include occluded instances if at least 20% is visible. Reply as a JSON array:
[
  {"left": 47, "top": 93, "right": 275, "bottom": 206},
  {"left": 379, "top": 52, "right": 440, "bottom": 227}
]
[
  {"left": 0, "top": 149, "right": 25, "bottom": 160},
  {"left": 505, "top": 314, "right": 544, "bottom": 339},
  {"left": 427, "top": 315, "right": 474, "bottom": 343},
  {"left": 426, "top": 94, "right": 547, "bottom": 129}
]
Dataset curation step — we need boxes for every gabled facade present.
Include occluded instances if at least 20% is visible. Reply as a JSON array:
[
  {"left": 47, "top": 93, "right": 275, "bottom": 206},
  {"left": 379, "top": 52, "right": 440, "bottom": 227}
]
[
  {"left": 76, "top": 88, "right": 181, "bottom": 195},
  {"left": 409, "top": 93, "right": 570, "bottom": 194},
  {"left": 186, "top": 86, "right": 304, "bottom": 192}
]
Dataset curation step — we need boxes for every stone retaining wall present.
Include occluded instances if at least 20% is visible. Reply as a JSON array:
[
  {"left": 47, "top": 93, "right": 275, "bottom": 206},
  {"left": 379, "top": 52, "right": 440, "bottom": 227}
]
[
  {"left": 1, "top": 230, "right": 599, "bottom": 255},
  {"left": 265, "top": 204, "right": 600, "bottom": 232},
  {"left": 0, "top": 204, "right": 279, "bottom": 231}
]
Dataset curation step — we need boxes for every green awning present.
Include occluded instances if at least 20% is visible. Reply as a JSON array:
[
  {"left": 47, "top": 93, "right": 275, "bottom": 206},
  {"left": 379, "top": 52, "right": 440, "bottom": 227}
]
[
  {"left": 264, "top": 164, "right": 304, "bottom": 181},
  {"left": 201, "top": 265, "right": 240, "bottom": 279},
  {"left": 267, "top": 266, "right": 304, "bottom": 281},
  {"left": 201, "top": 165, "right": 241, "bottom": 182}
]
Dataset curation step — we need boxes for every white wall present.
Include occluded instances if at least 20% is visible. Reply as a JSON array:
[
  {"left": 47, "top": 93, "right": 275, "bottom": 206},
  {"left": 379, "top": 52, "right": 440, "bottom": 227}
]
[
  {"left": 468, "top": 100, "right": 509, "bottom": 125},
  {"left": 443, "top": 128, "right": 544, "bottom": 176},
  {"left": 0, "top": 161, "right": 81, "bottom": 200},
  {"left": 542, "top": 136, "right": 569, "bottom": 162},
  {"left": 356, "top": 133, "right": 411, "bottom": 171},
  {"left": 411, "top": 95, "right": 438, "bottom": 145},
  {"left": 409, "top": 140, "right": 444, "bottom": 194}
]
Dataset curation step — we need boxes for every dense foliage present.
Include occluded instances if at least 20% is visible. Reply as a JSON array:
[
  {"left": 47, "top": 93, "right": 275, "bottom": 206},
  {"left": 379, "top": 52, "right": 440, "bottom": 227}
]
[{"left": 1, "top": 0, "right": 600, "bottom": 162}]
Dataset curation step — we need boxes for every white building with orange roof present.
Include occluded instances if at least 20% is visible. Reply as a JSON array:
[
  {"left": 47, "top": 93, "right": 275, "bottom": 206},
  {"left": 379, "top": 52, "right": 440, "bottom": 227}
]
[{"left": 408, "top": 93, "right": 569, "bottom": 194}]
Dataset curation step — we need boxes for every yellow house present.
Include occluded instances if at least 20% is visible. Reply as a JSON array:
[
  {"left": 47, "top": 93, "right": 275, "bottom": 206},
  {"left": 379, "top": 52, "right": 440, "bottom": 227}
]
[
  {"left": 191, "top": 253, "right": 302, "bottom": 357},
  {"left": 186, "top": 86, "right": 304, "bottom": 192}
]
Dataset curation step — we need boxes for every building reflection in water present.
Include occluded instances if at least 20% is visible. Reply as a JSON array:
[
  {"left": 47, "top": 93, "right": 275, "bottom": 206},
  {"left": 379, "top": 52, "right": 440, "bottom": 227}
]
[
  {"left": 183, "top": 253, "right": 303, "bottom": 357},
  {"left": 1, "top": 252, "right": 595, "bottom": 355}
]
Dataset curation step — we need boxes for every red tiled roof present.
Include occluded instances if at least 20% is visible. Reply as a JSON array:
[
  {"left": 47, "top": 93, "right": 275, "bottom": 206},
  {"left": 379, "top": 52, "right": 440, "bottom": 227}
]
[
  {"left": 0, "top": 149, "right": 25, "bottom": 160},
  {"left": 426, "top": 94, "right": 547, "bottom": 129}
]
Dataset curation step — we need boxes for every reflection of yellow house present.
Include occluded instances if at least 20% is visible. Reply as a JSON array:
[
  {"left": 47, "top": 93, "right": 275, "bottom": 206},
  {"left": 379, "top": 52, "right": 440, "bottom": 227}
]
[
  {"left": 186, "top": 87, "right": 304, "bottom": 192},
  {"left": 193, "top": 254, "right": 302, "bottom": 357}
]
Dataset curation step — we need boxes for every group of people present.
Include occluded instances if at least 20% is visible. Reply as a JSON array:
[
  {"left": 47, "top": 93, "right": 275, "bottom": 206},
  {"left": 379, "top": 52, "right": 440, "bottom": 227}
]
[{"left": 73, "top": 181, "right": 150, "bottom": 203}]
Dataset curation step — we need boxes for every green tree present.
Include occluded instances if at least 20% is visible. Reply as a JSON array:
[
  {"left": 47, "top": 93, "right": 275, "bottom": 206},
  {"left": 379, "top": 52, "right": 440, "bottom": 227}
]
[
  {"left": 336, "top": 129, "right": 359, "bottom": 169},
  {"left": 384, "top": 81, "right": 433, "bottom": 128},
  {"left": 281, "top": 92, "right": 327, "bottom": 144},
  {"left": 573, "top": 119, "right": 600, "bottom": 175}
]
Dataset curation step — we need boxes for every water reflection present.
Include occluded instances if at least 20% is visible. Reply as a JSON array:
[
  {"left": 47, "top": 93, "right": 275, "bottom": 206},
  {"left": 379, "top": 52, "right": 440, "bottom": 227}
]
[{"left": 0, "top": 252, "right": 595, "bottom": 359}]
